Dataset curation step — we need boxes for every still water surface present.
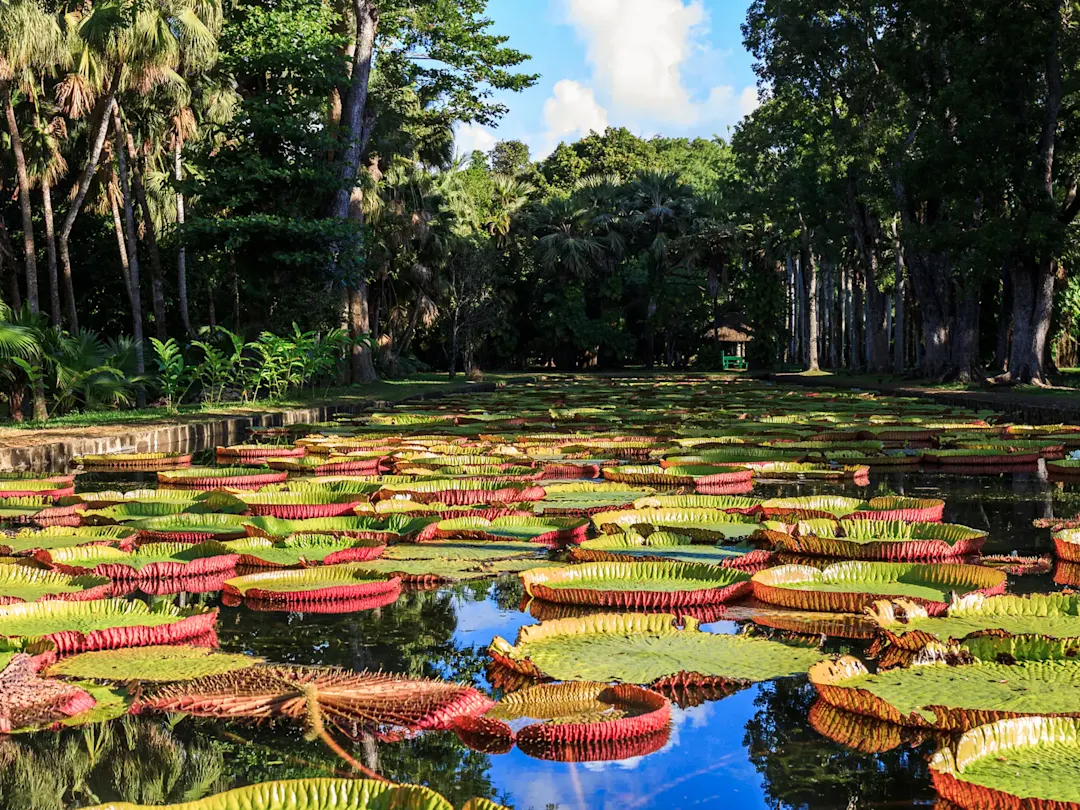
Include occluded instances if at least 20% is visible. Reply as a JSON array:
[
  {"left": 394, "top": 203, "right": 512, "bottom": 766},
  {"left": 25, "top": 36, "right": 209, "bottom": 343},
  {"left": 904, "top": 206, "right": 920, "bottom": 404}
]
[{"left": 16, "top": 467, "right": 1068, "bottom": 810}]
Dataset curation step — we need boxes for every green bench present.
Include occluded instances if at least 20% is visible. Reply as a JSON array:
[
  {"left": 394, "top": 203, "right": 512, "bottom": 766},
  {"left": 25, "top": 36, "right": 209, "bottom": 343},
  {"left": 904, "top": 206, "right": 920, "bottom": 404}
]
[{"left": 722, "top": 353, "right": 748, "bottom": 371}]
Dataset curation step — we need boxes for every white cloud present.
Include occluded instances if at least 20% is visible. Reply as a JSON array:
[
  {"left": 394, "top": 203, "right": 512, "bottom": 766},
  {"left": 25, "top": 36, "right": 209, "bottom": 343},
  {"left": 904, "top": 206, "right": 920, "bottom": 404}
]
[
  {"left": 556, "top": 0, "right": 758, "bottom": 132},
  {"left": 566, "top": 0, "right": 706, "bottom": 124},
  {"left": 544, "top": 79, "right": 609, "bottom": 140},
  {"left": 534, "top": 79, "right": 609, "bottom": 158},
  {"left": 454, "top": 122, "right": 498, "bottom": 158},
  {"left": 738, "top": 85, "right": 760, "bottom": 117}
]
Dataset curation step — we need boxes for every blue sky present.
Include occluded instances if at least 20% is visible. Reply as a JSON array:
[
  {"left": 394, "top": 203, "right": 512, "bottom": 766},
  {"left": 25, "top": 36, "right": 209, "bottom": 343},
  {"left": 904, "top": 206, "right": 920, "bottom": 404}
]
[{"left": 456, "top": 0, "right": 759, "bottom": 160}]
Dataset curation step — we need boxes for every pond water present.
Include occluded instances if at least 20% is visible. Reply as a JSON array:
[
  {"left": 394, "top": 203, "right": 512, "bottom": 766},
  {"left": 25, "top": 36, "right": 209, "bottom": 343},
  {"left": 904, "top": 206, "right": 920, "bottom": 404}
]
[{"left": 3, "top": 381, "right": 1079, "bottom": 810}]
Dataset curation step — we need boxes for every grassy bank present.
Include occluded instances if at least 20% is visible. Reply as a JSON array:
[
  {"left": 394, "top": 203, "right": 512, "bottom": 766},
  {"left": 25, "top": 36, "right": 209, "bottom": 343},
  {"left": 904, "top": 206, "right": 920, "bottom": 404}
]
[{"left": 0, "top": 374, "right": 503, "bottom": 449}]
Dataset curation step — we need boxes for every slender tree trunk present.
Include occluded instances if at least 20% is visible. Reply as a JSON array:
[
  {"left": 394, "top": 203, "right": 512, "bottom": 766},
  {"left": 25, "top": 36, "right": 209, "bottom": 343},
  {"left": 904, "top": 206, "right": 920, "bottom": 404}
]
[
  {"left": 804, "top": 247, "right": 819, "bottom": 372},
  {"left": 851, "top": 270, "right": 864, "bottom": 372},
  {"left": 994, "top": 262, "right": 1012, "bottom": 371},
  {"left": 208, "top": 281, "right": 216, "bottom": 329},
  {"left": 112, "top": 108, "right": 146, "bottom": 403},
  {"left": 175, "top": 139, "right": 192, "bottom": 336},
  {"left": 110, "top": 189, "right": 132, "bottom": 305},
  {"left": 41, "top": 182, "right": 61, "bottom": 326},
  {"left": 329, "top": 2, "right": 379, "bottom": 384},
  {"left": 893, "top": 223, "right": 905, "bottom": 375},
  {"left": 30, "top": 107, "right": 61, "bottom": 326},
  {"left": 122, "top": 123, "right": 167, "bottom": 340},
  {"left": 0, "top": 218, "right": 21, "bottom": 310},
  {"left": 2, "top": 84, "right": 38, "bottom": 313},
  {"left": 230, "top": 254, "right": 241, "bottom": 329},
  {"left": 59, "top": 70, "right": 120, "bottom": 332}
]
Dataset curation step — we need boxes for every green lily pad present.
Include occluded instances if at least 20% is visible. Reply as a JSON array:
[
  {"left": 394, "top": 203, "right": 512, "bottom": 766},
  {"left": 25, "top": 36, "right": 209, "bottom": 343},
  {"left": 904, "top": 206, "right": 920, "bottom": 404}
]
[
  {"left": 79, "top": 778, "right": 459, "bottom": 810},
  {"left": 868, "top": 593, "right": 1080, "bottom": 648},
  {"left": 490, "top": 613, "right": 826, "bottom": 685},
  {"left": 47, "top": 646, "right": 262, "bottom": 682},
  {"left": 931, "top": 717, "right": 1080, "bottom": 805}
]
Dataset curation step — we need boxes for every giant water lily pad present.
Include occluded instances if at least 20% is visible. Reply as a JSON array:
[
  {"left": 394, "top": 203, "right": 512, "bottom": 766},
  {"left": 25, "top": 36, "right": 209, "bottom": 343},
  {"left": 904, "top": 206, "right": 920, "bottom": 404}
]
[
  {"left": 157, "top": 466, "right": 288, "bottom": 488},
  {"left": 0, "top": 566, "right": 111, "bottom": 603},
  {"left": 812, "top": 638, "right": 1080, "bottom": 729},
  {"left": 489, "top": 613, "right": 826, "bottom": 685},
  {"left": 223, "top": 535, "right": 385, "bottom": 568},
  {"left": 0, "top": 654, "right": 97, "bottom": 732},
  {"left": 930, "top": 717, "right": 1080, "bottom": 808},
  {"left": 774, "top": 520, "right": 986, "bottom": 561},
  {"left": 867, "top": 593, "right": 1080, "bottom": 650},
  {"left": 241, "top": 514, "right": 436, "bottom": 541},
  {"left": 47, "top": 646, "right": 261, "bottom": 682},
  {"left": 590, "top": 507, "right": 765, "bottom": 541},
  {"left": 0, "top": 599, "right": 216, "bottom": 652},
  {"left": 425, "top": 515, "right": 588, "bottom": 545},
  {"left": 128, "top": 513, "right": 250, "bottom": 542},
  {"left": 520, "top": 560, "right": 751, "bottom": 608},
  {"left": 145, "top": 667, "right": 493, "bottom": 738},
  {"left": 223, "top": 564, "right": 401, "bottom": 604},
  {"left": 570, "top": 531, "right": 770, "bottom": 569},
  {"left": 751, "top": 561, "right": 1005, "bottom": 614},
  {"left": 39, "top": 542, "right": 239, "bottom": 580},
  {"left": 79, "top": 778, "right": 502, "bottom": 810},
  {"left": 383, "top": 540, "right": 547, "bottom": 562},
  {"left": 0, "top": 525, "right": 137, "bottom": 556},
  {"left": 376, "top": 478, "right": 545, "bottom": 505}
]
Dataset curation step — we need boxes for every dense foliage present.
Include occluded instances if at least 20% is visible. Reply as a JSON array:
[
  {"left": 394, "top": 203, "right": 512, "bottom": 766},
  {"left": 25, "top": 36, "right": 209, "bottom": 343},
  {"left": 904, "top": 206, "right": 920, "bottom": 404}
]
[{"left": 3, "top": 0, "right": 1080, "bottom": 423}]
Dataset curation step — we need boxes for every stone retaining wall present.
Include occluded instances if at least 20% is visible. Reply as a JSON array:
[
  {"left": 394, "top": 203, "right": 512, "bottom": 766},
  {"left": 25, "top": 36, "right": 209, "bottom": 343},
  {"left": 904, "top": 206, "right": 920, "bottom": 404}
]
[{"left": 0, "top": 382, "right": 496, "bottom": 472}]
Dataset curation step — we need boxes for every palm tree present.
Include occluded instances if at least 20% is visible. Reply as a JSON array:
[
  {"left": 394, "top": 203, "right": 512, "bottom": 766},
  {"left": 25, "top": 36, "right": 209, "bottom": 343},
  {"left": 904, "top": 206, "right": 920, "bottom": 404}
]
[
  {"left": 0, "top": 0, "right": 65, "bottom": 315},
  {"left": 532, "top": 197, "right": 605, "bottom": 283},
  {"left": 486, "top": 175, "right": 534, "bottom": 248},
  {"left": 56, "top": 0, "right": 221, "bottom": 333},
  {"left": 25, "top": 97, "right": 67, "bottom": 326},
  {"left": 624, "top": 170, "right": 696, "bottom": 367}
]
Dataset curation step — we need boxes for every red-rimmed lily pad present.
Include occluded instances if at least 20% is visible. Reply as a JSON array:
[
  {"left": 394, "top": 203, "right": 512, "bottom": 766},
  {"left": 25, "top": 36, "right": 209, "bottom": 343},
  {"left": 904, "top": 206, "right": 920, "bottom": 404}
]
[
  {"left": 772, "top": 520, "right": 986, "bottom": 561},
  {"left": 0, "top": 567, "right": 111, "bottom": 604},
  {"left": 488, "top": 612, "right": 826, "bottom": 686},
  {"left": 223, "top": 534, "right": 385, "bottom": 568},
  {"left": 0, "top": 599, "right": 217, "bottom": 653},
  {"left": 930, "top": 717, "right": 1080, "bottom": 809},
  {"left": 418, "top": 515, "right": 589, "bottom": 546},
  {"left": 37, "top": 542, "right": 239, "bottom": 580},
  {"left": 519, "top": 560, "right": 751, "bottom": 608},
  {"left": 157, "top": 467, "right": 288, "bottom": 489},
  {"left": 751, "top": 561, "right": 1006, "bottom": 615},
  {"left": 223, "top": 564, "right": 402, "bottom": 607}
]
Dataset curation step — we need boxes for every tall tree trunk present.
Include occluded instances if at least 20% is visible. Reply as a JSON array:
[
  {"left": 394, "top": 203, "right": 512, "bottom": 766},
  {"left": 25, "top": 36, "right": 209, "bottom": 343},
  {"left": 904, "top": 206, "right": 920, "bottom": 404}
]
[
  {"left": 851, "top": 270, "right": 864, "bottom": 372},
  {"left": 1007, "top": 0, "right": 1063, "bottom": 385},
  {"left": 994, "top": 262, "right": 1012, "bottom": 371},
  {"left": 230, "top": 254, "right": 241, "bottom": 329},
  {"left": 329, "top": 2, "right": 379, "bottom": 384},
  {"left": 343, "top": 189, "right": 377, "bottom": 384},
  {"left": 893, "top": 223, "right": 906, "bottom": 375},
  {"left": 175, "top": 138, "right": 193, "bottom": 336},
  {"left": 0, "top": 218, "right": 21, "bottom": 310},
  {"left": 110, "top": 188, "right": 132, "bottom": 305},
  {"left": 1008, "top": 254, "right": 1055, "bottom": 384},
  {"left": 122, "top": 122, "right": 167, "bottom": 340},
  {"left": 2, "top": 84, "right": 38, "bottom": 313},
  {"left": 949, "top": 287, "right": 982, "bottom": 381},
  {"left": 41, "top": 182, "right": 61, "bottom": 326},
  {"left": 59, "top": 69, "right": 121, "bottom": 332},
  {"left": 31, "top": 107, "right": 61, "bottom": 326},
  {"left": 804, "top": 247, "right": 819, "bottom": 372},
  {"left": 112, "top": 108, "right": 146, "bottom": 404}
]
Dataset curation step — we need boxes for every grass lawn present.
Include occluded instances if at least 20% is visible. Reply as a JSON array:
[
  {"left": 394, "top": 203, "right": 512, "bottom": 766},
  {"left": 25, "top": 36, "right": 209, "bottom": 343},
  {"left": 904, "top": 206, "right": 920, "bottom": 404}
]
[{"left": 0, "top": 374, "right": 501, "bottom": 437}]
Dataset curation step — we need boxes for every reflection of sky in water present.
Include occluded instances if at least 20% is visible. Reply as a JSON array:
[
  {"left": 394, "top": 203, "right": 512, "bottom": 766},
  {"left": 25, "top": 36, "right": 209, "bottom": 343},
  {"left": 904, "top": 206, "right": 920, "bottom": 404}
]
[{"left": 484, "top": 689, "right": 769, "bottom": 810}]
